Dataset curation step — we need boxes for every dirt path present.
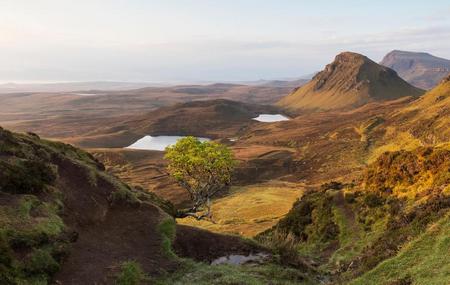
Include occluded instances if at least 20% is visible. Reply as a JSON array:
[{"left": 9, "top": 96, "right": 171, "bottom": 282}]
[{"left": 333, "top": 191, "right": 358, "bottom": 233}]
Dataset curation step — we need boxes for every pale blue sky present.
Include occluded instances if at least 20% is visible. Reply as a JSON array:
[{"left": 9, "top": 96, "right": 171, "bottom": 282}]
[{"left": 1, "top": 0, "right": 449, "bottom": 82}]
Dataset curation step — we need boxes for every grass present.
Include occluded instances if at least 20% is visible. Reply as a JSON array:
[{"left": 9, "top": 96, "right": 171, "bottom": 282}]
[
  {"left": 116, "top": 261, "right": 148, "bottom": 285},
  {"left": 157, "top": 218, "right": 177, "bottom": 259},
  {"left": 177, "top": 182, "right": 304, "bottom": 237},
  {"left": 367, "top": 131, "right": 423, "bottom": 164},
  {"left": 327, "top": 200, "right": 389, "bottom": 273},
  {"left": 350, "top": 213, "right": 450, "bottom": 285},
  {"left": 155, "top": 215, "right": 314, "bottom": 285},
  {"left": 154, "top": 259, "right": 313, "bottom": 285},
  {"left": 0, "top": 195, "right": 67, "bottom": 284}
]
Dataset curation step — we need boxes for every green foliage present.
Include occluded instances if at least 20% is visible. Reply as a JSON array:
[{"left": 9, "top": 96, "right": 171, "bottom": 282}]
[
  {"left": 157, "top": 218, "right": 177, "bottom": 258},
  {"left": 165, "top": 137, "right": 236, "bottom": 216},
  {"left": 165, "top": 137, "right": 236, "bottom": 191},
  {"left": 116, "top": 261, "right": 147, "bottom": 285},
  {"left": 0, "top": 159, "right": 58, "bottom": 194},
  {"left": 350, "top": 214, "right": 450, "bottom": 285},
  {"left": 0, "top": 194, "right": 66, "bottom": 284},
  {"left": 261, "top": 191, "right": 339, "bottom": 246},
  {"left": 24, "top": 249, "right": 60, "bottom": 276},
  {"left": 363, "top": 193, "right": 384, "bottom": 208}
]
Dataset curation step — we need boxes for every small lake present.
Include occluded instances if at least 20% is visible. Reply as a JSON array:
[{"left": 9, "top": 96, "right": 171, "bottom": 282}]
[
  {"left": 253, "top": 114, "right": 290, "bottom": 122},
  {"left": 126, "top": 135, "right": 210, "bottom": 151},
  {"left": 72, "top": 93, "right": 103, "bottom": 96},
  {"left": 211, "top": 253, "right": 270, "bottom": 266}
]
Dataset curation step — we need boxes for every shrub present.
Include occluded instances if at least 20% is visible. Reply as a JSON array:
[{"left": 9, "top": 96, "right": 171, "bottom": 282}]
[
  {"left": 321, "top": 181, "right": 344, "bottom": 191},
  {"left": 0, "top": 159, "right": 58, "bottom": 194},
  {"left": 363, "top": 193, "right": 384, "bottom": 208},
  {"left": 158, "top": 218, "right": 177, "bottom": 258},
  {"left": 116, "top": 261, "right": 147, "bottom": 285},
  {"left": 24, "top": 249, "right": 60, "bottom": 276}
]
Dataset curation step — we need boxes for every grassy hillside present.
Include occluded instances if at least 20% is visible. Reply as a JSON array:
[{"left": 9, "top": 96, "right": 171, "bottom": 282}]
[
  {"left": 0, "top": 127, "right": 177, "bottom": 284},
  {"left": 0, "top": 127, "right": 322, "bottom": 284},
  {"left": 350, "top": 213, "right": 450, "bottom": 285},
  {"left": 257, "top": 146, "right": 450, "bottom": 284}
]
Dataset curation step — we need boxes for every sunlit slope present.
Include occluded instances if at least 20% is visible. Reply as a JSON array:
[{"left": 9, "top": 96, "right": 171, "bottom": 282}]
[
  {"left": 392, "top": 73, "right": 450, "bottom": 143},
  {"left": 278, "top": 52, "right": 423, "bottom": 112}
]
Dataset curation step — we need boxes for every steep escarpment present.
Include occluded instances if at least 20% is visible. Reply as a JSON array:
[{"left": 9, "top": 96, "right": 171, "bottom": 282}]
[
  {"left": 0, "top": 127, "right": 177, "bottom": 284},
  {"left": 278, "top": 52, "right": 423, "bottom": 112},
  {"left": 381, "top": 50, "right": 450, "bottom": 89}
]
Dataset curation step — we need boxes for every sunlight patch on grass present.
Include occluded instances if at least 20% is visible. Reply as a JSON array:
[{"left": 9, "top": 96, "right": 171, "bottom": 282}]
[{"left": 177, "top": 182, "right": 304, "bottom": 237}]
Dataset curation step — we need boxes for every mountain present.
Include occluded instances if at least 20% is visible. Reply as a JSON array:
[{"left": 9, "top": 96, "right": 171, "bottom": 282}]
[
  {"left": 380, "top": 50, "right": 450, "bottom": 90},
  {"left": 278, "top": 52, "right": 423, "bottom": 112}
]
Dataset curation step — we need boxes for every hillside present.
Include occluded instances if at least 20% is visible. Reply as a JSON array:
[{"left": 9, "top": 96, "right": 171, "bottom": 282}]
[
  {"left": 64, "top": 99, "right": 283, "bottom": 148},
  {"left": 258, "top": 146, "right": 450, "bottom": 284},
  {"left": 278, "top": 52, "right": 423, "bottom": 112},
  {"left": 381, "top": 50, "right": 450, "bottom": 90},
  {"left": 0, "top": 127, "right": 179, "bottom": 284},
  {"left": 392, "top": 73, "right": 450, "bottom": 143},
  {"left": 0, "top": 127, "right": 317, "bottom": 284}
]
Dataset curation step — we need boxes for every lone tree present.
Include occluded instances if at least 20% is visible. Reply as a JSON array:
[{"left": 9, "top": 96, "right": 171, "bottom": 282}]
[{"left": 165, "top": 137, "right": 236, "bottom": 220}]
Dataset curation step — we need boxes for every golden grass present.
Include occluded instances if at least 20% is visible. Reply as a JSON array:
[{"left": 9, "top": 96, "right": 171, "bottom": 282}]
[
  {"left": 367, "top": 131, "right": 423, "bottom": 164},
  {"left": 177, "top": 181, "right": 304, "bottom": 237}
]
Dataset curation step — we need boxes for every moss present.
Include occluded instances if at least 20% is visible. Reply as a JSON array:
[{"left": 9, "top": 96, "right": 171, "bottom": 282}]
[{"left": 0, "top": 193, "right": 67, "bottom": 284}]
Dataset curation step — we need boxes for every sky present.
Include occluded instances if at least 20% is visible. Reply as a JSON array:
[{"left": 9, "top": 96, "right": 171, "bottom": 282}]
[{"left": 1, "top": 0, "right": 450, "bottom": 83}]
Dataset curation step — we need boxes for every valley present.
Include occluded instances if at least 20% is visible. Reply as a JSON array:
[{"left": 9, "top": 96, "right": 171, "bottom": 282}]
[{"left": 1, "top": 51, "right": 449, "bottom": 285}]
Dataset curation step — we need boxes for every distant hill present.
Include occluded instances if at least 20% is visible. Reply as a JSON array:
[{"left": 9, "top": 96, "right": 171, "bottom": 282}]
[
  {"left": 257, "top": 78, "right": 309, "bottom": 88},
  {"left": 0, "top": 81, "right": 157, "bottom": 93},
  {"left": 68, "top": 99, "right": 282, "bottom": 148},
  {"left": 380, "top": 50, "right": 450, "bottom": 90},
  {"left": 278, "top": 52, "right": 423, "bottom": 112}
]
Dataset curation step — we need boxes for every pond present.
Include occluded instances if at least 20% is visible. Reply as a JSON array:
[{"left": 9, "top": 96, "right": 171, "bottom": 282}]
[
  {"left": 126, "top": 135, "right": 210, "bottom": 151},
  {"left": 211, "top": 253, "right": 270, "bottom": 266},
  {"left": 253, "top": 114, "right": 290, "bottom": 122}
]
